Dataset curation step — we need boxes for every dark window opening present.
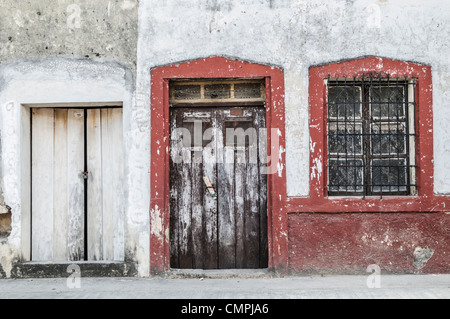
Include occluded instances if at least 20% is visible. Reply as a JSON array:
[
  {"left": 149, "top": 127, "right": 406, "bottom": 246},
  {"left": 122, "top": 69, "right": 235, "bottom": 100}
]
[{"left": 327, "top": 74, "right": 417, "bottom": 197}]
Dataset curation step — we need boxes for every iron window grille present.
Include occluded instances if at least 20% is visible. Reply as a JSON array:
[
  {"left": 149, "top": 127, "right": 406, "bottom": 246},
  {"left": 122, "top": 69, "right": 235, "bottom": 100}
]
[{"left": 327, "top": 74, "right": 417, "bottom": 197}]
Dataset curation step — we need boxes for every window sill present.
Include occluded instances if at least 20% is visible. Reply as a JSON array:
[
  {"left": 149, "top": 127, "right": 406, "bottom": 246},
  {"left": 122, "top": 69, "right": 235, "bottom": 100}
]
[{"left": 286, "top": 194, "right": 450, "bottom": 213}]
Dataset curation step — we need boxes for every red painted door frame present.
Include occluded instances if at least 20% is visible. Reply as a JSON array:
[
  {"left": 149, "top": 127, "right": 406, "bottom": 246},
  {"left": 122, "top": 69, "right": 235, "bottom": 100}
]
[{"left": 150, "top": 57, "right": 287, "bottom": 274}]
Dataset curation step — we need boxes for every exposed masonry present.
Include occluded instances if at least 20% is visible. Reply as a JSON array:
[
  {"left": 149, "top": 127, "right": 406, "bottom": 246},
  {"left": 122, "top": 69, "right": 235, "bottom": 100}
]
[{"left": 413, "top": 247, "right": 435, "bottom": 270}]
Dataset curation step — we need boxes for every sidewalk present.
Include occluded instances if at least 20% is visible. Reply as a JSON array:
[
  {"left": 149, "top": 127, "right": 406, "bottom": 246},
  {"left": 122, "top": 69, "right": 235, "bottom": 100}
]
[{"left": 0, "top": 274, "right": 449, "bottom": 299}]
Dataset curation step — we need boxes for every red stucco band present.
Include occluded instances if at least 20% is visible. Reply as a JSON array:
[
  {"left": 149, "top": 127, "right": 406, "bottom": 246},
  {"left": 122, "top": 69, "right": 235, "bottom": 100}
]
[{"left": 288, "top": 212, "right": 450, "bottom": 274}]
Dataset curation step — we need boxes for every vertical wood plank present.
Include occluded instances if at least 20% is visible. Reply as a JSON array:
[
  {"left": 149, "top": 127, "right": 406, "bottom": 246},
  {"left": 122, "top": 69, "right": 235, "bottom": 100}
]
[
  {"left": 234, "top": 142, "right": 245, "bottom": 269},
  {"left": 169, "top": 109, "right": 181, "bottom": 268},
  {"left": 244, "top": 110, "right": 261, "bottom": 268},
  {"left": 217, "top": 110, "right": 236, "bottom": 269},
  {"left": 110, "top": 108, "right": 125, "bottom": 261},
  {"left": 87, "top": 109, "right": 103, "bottom": 261},
  {"left": 202, "top": 111, "right": 218, "bottom": 269},
  {"left": 178, "top": 150, "right": 193, "bottom": 268},
  {"left": 66, "top": 109, "right": 86, "bottom": 261},
  {"left": 191, "top": 117, "right": 208, "bottom": 269},
  {"left": 257, "top": 108, "right": 269, "bottom": 268},
  {"left": 101, "top": 109, "right": 114, "bottom": 261},
  {"left": 191, "top": 157, "right": 203, "bottom": 268},
  {"left": 31, "top": 108, "right": 54, "bottom": 261},
  {"left": 53, "top": 109, "right": 69, "bottom": 261}
]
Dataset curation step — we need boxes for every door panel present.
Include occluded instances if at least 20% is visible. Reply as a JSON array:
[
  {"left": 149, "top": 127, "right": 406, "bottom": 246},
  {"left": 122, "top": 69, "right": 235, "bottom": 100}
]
[
  {"left": 32, "top": 108, "right": 56, "bottom": 262},
  {"left": 32, "top": 109, "right": 85, "bottom": 261},
  {"left": 65, "top": 109, "right": 85, "bottom": 261},
  {"left": 170, "top": 109, "right": 218, "bottom": 269},
  {"left": 170, "top": 107, "right": 268, "bottom": 269},
  {"left": 87, "top": 108, "right": 124, "bottom": 261},
  {"left": 31, "top": 108, "right": 123, "bottom": 262}
]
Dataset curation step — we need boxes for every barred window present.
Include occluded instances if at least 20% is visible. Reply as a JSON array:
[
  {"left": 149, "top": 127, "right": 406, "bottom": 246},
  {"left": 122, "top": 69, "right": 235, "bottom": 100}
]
[{"left": 327, "top": 75, "right": 417, "bottom": 197}]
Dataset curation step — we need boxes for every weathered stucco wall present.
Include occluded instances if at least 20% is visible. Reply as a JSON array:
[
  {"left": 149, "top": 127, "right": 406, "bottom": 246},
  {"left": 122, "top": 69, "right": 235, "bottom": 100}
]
[
  {"left": 137, "top": 0, "right": 450, "bottom": 197},
  {"left": 0, "top": 0, "right": 449, "bottom": 277},
  {"left": 0, "top": 0, "right": 138, "bottom": 77}
]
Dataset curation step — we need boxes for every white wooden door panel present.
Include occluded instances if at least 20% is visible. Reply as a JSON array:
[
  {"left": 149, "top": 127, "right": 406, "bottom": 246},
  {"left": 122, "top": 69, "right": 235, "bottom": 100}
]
[
  {"left": 66, "top": 109, "right": 85, "bottom": 261},
  {"left": 32, "top": 108, "right": 55, "bottom": 261},
  {"left": 87, "top": 108, "right": 124, "bottom": 261},
  {"left": 32, "top": 108, "right": 123, "bottom": 262}
]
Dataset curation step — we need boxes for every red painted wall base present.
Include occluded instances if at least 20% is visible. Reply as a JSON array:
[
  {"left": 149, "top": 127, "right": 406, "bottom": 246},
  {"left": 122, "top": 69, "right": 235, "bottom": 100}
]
[{"left": 288, "top": 212, "right": 450, "bottom": 274}]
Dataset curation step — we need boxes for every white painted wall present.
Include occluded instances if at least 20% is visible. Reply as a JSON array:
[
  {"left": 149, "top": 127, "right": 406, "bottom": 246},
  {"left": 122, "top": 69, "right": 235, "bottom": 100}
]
[{"left": 137, "top": 0, "right": 450, "bottom": 196}]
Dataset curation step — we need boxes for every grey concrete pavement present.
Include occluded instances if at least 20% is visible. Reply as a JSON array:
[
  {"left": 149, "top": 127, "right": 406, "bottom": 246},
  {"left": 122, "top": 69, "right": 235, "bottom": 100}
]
[{"left": 0, "top": 274, "right": 449, "bottom": 299}]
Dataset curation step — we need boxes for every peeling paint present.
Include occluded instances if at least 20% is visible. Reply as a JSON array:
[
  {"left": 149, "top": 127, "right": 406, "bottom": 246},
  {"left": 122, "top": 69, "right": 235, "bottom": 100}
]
[
  {"left": 150, "top": 205, "right": 163, "bottom": 239},
  {"left": 311, "top": 156, "right": 322, "bottom": 181},
  {"left": 413, "top": 247, "right": 435, "bottom": 270}
]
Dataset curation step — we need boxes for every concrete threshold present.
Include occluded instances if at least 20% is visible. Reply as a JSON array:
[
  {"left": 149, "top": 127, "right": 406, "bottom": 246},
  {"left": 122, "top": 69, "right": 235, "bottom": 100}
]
[{"left": 165, "top": 268, "right": 275, "bottom": 279}]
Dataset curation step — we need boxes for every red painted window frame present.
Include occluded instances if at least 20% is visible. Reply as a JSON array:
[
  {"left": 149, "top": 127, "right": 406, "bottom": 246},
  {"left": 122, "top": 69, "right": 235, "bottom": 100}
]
[
  {"left": 149, "top": 57, "right": 287, "bottom": 274},
  {"left": 286, "top": 56, "right": 450, "bottom": 213}
]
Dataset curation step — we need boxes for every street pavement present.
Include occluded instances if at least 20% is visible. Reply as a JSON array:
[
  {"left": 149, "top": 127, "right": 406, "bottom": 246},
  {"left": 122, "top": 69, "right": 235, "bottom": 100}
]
[{"left": 0, "top": 274, "right": 449, "bottom": 299}]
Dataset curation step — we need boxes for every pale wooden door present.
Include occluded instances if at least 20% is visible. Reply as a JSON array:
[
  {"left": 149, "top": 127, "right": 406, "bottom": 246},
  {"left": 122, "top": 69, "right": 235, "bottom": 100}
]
[
  {"left": 169, "top": 107, "right": 268, "bottom": 269},
  {"left": 31, "top": 108, "right": 124, "bottom": 262}
]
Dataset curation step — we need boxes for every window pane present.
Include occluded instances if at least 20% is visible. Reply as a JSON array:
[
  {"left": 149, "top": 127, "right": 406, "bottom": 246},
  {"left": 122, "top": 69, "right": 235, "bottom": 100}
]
[
  {"left": 371, "top": 123, "right": 406, "bottom": 155},
  {"left": 173, "top": 85, "right": 201, "bottom": 100},
  {"left": 234, "top": 83, "right": 262, "bottom": 99},
  {"left": 204, "top": 84, "right": 231, "bottom": 99},
  {"left": 371, "top": 86, "right": 405, "bottom": 119},
  {"left": 328, "top": 86, "right": 362, "bottom": 119},
  {"left": 371, "top": 159, "right": 407, "bottom": 193},
  {"left": 329, "top": 159, "right": 364, "bottom": 192},
  {"left": 328, "top": 123, "right": 363, "bottom": 155}
]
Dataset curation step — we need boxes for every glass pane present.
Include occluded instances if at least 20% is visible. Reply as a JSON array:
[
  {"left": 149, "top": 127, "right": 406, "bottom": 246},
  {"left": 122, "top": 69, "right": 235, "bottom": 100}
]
[
  {"left": 173, "top": 85, "right": 201, "bottom": 100},
  {"left": 204, "top": 84, "right": 231, "bottom": 99},
  {"left": 328, "top": 123, "right": 363, "bottom": 155},
  {"left": 371, "top": 123, "right": 406, "bottom": 155},
  {"left": 371, "top": 159, "right": 407, "bottom": 193},
  {"left": 328, "top": 86, "right": 362, "bottom": 119},
  {"left": 234, "top": 83, "right": 262, "bottom": 99},
  {"left": 371, "top": 86, "right": 405, "bottom": 119},
  {"left": 329, "top": 159, "right": 364, "bottom": 193}
]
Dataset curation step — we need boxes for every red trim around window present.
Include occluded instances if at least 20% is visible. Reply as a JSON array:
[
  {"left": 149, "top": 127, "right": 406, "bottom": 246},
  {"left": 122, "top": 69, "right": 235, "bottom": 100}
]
[
  {"left": 286, "top": 56, "right": 450, "bottom": 213},
  {"left": 150, "top": 57, "right": 287, "bottom": 274}
]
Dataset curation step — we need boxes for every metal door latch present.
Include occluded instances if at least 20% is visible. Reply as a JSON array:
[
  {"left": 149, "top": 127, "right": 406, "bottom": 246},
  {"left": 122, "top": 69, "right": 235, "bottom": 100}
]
[
  {"left": 203, "top": 176, "right": 217, "bottom": 200},
  {"left": 81, "top": 171, "right": 89, "bottom": 180}
]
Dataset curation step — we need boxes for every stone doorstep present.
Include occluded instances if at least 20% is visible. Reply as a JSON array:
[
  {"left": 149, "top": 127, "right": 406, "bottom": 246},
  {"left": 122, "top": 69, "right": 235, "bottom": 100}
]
[{"left": 15, "top": 261, "right": 137, "bottom": 279}]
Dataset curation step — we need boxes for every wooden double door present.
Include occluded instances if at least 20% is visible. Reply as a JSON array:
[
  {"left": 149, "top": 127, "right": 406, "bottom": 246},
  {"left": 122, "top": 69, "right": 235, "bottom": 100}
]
[
  {"left": 31, "top": 108, "right": 124, "bottom": 262},
  {"left": 170, "top": 106, "right": 268, "bottom": 269}
]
